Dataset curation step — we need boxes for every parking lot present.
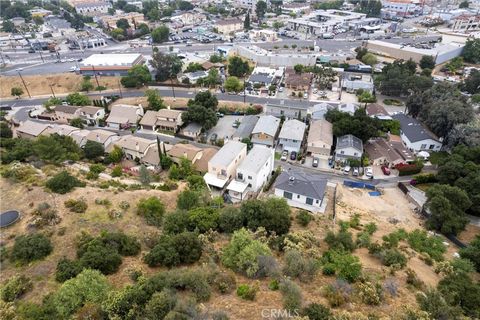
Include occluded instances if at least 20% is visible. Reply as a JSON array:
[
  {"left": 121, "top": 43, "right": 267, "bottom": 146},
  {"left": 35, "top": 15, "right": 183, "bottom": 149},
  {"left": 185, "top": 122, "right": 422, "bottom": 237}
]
[{"left": 206, "top": 115, "right": 243, "bottom": 143}]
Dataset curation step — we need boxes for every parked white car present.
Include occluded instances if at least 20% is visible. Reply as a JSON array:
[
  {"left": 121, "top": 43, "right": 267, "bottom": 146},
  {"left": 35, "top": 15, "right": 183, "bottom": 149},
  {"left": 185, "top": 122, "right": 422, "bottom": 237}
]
[
  {"left": 365, "top": 167, "right": 373, "bottom": 178},
  {"left": 343, "top": 166, "right": 351, "bottom": 175}
]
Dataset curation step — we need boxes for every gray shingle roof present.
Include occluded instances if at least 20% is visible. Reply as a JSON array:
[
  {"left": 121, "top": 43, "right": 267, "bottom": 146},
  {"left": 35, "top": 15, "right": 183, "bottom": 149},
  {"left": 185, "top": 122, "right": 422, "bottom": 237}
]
[
  {"left": 252, "top": 115, "right": 280, "bottom": 137},
  {"left": 248, "top": 73, "right": 273, "bottom": 84},
  {"left": 336, "top": 134, "right": 363, "bottom": 151},
  {"left": 391, "top": 113, "right": 439, "bottom": 143},
  {"left": 233, "top": 115, "right": 259, "bottom": 139},
  {"left": 275, "top": 171, "right": 327, "bottom": 200}
]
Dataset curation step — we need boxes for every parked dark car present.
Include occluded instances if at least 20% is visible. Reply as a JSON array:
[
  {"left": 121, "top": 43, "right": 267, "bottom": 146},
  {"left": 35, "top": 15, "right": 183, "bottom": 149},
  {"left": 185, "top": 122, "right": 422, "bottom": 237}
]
[
  {"left": 290, "top": 151, "right": 297, "bottom": 160},
  {"left": 381, "top": 165, "right": 391, "bottom": 175},
  {"left": 312, "top": 157, "right": 319, "bottom": 167}
]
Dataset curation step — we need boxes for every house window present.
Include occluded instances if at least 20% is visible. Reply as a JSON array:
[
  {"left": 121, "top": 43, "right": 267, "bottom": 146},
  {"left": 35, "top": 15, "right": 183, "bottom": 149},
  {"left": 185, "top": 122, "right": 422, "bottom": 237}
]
[
  {"left": 248, "top": 176, "right": 252, "bottom": 180},
  {"left": 354, "top": 152, "right": 358, "bottom": 156},
  {"left": 429, "top": 144, "right": 435, "bottom": 149},
  {"left": 237, "top": 173, "right": 243, "bottom": 180},
  {"left": 283, "top": 191, "right": 293, "bottom": 199},
  {"left": 297, "top": 194, "right": 300, "bottom": 199},
  {"left": 221, "top": 169, "right": 227, "bottom": 176},
  {"left": 316, "top": 200, "right": 319, "bottom": 204},
  {"left": 340, "top": 151, "right": 345, "bottom": 154},
  {"left": 306, "top": 197, "right": 313, "bottom": 205}
]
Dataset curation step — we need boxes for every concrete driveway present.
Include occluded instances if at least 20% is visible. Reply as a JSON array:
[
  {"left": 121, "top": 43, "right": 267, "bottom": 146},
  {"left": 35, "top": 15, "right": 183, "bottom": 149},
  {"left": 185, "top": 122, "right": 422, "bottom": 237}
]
[
  {"left": 206, "top": 115, "right": 242, "bottom": 142},
  {"left": 303, "top": 156, "right": 331, "bottom": 170}
]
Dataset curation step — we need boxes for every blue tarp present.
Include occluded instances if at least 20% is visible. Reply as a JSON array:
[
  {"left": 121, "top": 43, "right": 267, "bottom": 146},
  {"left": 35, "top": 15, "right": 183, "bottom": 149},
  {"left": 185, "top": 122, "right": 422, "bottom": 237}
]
[
  {"left": 368, "top": 191, "right": 381, "bottom": 196},
  {"left": 344, "top": 180, "right": 377, "bottom": 191}
]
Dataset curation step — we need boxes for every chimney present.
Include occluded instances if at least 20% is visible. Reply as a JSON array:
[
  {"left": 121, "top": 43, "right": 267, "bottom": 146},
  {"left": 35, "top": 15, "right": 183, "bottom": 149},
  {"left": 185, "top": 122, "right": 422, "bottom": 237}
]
[
  {"left": 96, "top": 134, "right": 100, "bottom": 142},
  {"left": 135, "top": 141, "right": 140, "bottom": 152},
  {"left": 167, "top": 105, "right": 171, "bottom": 110}
]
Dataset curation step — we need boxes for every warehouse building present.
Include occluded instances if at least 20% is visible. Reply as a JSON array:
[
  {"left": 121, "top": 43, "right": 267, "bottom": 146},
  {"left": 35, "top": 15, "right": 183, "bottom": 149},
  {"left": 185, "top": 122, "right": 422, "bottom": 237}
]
[{"left": 79, "top": 53, "right": 145, "bottom": 76}]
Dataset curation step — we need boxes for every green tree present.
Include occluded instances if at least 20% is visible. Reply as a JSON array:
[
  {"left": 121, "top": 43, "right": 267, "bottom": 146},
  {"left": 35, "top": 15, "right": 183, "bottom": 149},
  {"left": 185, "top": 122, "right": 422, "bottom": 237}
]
[
  {"left": 462, "top": 69, "right": 480, "bottom": 94},
  {"left": 240, "top": 198, "right": 291, "bottom": 235},
  {"left": 255, "top": 0, "right": 267, "bottom": 21},
  {"left": 150, "top": 51, "right": 183, "bottom": 82},
  {"left": 46, "top": 171, "right": 85, "bottom": 194},
  {"left": 116, "top": 18, "right": 130, "bottom": 30},
  {"left": 137, "top": 197, "right": 165, "bottom": 227},
  {"left": 188, "top": 207, "right": 220, "bottom": 233},
  {"left": 221, "top": 228, "right": 272, "bottom": 277},
  {"left": 80, "top": 76, "right": 94, "bottom": 92},
  {"left": 244, "top": 11, "right": 250, "bottom": 30},
  {"left": 177, "top": 189, "right": 200, "bottom": 210},
  {"left": 294, "top": 64, "right": 304, "bottom": 74},
  {"left": 228, "top": 56, "right": 249, "bottom": 77},
  {"left": 11, "top": 233, "right": 52, "bottom": 264},
  {"left": 460, "top": 235, "right": 480, "bottom": 272},
  {"left": 419, "top": 55, "right": 435, "bottom": 70},
  {"left": 121, "top": 65, "right": 152, "bottom": 88},
  {"left": 426, "top": 184, "right": 471, "bottom": 235},
  {"left": 34, "top": 134, "right": 82, "bottom": 163},
  {"left": 44, "top": 97, "right": 62, "bottom": 108},
  {"left": 182, "top": 104, "right": 218, "bottom": 130},
  {"left": 446, "top": 56, "right": 464, "bottom": 73},
  {"left": 462, "top": 38, "right": 480, "bottom": 64},
  {"left": 144, "top": 232, "right": 202, "bottom": 267},
  {"left": 55, "top": 257, "right": 83, "bottom": 283},
  {"left": 224, "top": 76, "right": 243, "bottom": 93},
  {"left": 70, "top": 117, "right": 84, "bottom": 129},
  {"left": 151, "top": 25, "right": 170, "bottom": 43},
  {"left": 83, "top": 140, "right": 104, "bottom": 159},
  {"left": 107, "top": 145, "right": 123, "bottom": 163},
  {"left": 416, "top": 288, "right": 462, "bottom": 320},
  {"left": 361, "top": 53, "right": 378, "bottom": 66},
  {"left": 438, "top": 272, "right": 480, "bottom": 318},
  {"left": 139, "top": 165, "right": 151, "bottom": 185},
  {"left": 188, "top": 91, "right": 218, "bottom": 110},
  {"left": 53, "top": 269, "right": 109, "bottom": 318},
  {"left": 459, "top": 0, "right": 469, "bottom": 8},
  {"left": 1, "top": 20, "right": 15, "bottom": 32},
  {"left": 357, "top": 0, "right": 382, "bottom": 17},
  {"left": 301, "top": 303, "right": 332, "bottom": 320},
  {"left": 185, "top": 62, "right": 203, "bottom": 73},
  {"left": 219, "top": 206, "right": 244, "bottom": 233},
  {"left": 10, "top": 87, "right": 23, "bottom": 98},
  {"left": 0, "top": 275, "right": 32, "bottom": 302},
  {"left": 66, "top": 92, "right": 90, "bottom": 106},
  {"left": 0, "top": 122, "right": 12, "bottom": 138},
  {"left": 145, "top": 290, "right": 177, "bottom": 319},
  {"left": 145, "top": 89, "right": 165, "bottom": 111}
]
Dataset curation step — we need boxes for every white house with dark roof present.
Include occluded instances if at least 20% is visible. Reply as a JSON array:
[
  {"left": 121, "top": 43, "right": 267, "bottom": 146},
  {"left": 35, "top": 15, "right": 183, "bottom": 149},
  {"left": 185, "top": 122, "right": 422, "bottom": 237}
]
[
  {"left": 392, "top": 113, "right": 442, "bottom": 152},
  {"left": 251, "top": 115, "right": 280, "bottom": 147},
  {"left": 278, "top": 119, "right": 306, "bottom": 153},
  {"left": 334, "top": 134, "right": 363, "bottom": 161},
  {"left": 274, "top": 171, "right": 328, "bottom": 213},
  {"left": 203, "top": 141, "right": 247, "bottom": 190},
  {"left": 226, "top": 145, "right": 274, "bottom": 202}
]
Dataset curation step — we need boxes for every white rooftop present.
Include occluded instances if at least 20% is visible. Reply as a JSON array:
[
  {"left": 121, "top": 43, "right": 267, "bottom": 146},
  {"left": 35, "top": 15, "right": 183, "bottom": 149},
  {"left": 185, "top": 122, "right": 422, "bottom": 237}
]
[
  {"left": 81, "top": 53, "right": 142, "bottom": 67},
  {"left": 208, "top": 141, "right": 246, "bottom": 168},
  {"left": 237, "top": 145, "right": 273, "bottom": 173}
]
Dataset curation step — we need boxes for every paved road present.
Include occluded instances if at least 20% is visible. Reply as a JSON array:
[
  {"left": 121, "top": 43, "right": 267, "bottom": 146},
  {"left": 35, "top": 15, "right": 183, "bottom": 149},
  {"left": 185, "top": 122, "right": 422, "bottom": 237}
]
[{"left": 5, "top": 87, "right": 319, "bottom": 112}]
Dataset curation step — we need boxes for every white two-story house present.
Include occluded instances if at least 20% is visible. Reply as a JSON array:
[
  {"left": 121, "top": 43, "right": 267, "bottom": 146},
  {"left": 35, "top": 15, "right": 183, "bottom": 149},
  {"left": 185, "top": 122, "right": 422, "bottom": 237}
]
[
  {"left": 203, "top": 141, "right": 247, "bottom": 190},
  {"left": 334, "top": 134, "right": 363, "bottom": 162},
  {"left": 274, "top": 171, "right": 328, "bottom": 213},
  {"left": 78, "top": 106, "right": 105, "bottom": 126},
  {"left": 278, "top": 119, "right": 306, "bottom": 153},
  {"left": 392, "top": 113, "right": 442, "bottom": 153},
  {"left": 227, "top": 145, "right": 274, "bottom": 202}
]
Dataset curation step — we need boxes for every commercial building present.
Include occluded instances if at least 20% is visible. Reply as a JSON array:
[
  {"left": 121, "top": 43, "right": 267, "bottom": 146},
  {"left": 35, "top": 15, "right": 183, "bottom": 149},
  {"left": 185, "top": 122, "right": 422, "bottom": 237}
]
[
  {"left": 74, "top": 1, "right": 112, "bottom": 16},
  {"left": 450, "top": 15, "right": 480, "bottom": 32},
  {"left": 99, "top": 12, "right": 146, "bottom": 30},
  {"left": 216, "top": 18, "right": 243, "bottom": 35},
  {"left": 234, "top": 44, "right": 317, "bottom": 67},
  {"left": 381, "top": 0, "right": 423, "bottom": 18},
  {"left": 281, "top": 2, "right": 310, "bottom": 15},
  {"left": 366, "top": 40, "right": 464, "bottom": 65},
  {"left": 79, "top": 53, "right": 145, "bottom": 76}
]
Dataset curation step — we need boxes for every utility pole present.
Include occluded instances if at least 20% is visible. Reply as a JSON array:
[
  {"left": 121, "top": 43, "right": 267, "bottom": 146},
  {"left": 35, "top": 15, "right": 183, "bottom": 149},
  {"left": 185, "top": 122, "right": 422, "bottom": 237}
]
[
  {"left": 17, "top": 69, "right": 31, "bottom": 98},
  {"left": 49, "top": 84, "right": 56, "bottom": 98},
  {"left": 38, "top": 49, "right": 44, "bottom": 63},
  {"left": 118, "top": 80, "right": 123, "bottom": 98},
  {"left": 91, "top": 64, "right": 100, "bottom": 87},
  {"left": 170, "top": 77, "right": 176, "bottom": 100},
  {"left": 243, "top": 78, "right": 246, "bottom": 104}
]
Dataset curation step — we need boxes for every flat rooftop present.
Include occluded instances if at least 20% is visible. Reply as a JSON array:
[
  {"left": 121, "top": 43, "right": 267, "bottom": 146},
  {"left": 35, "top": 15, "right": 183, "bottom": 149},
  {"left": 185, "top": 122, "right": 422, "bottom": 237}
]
[{"left": 81, "top": 53, "right": 143, "bottom": 67}]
